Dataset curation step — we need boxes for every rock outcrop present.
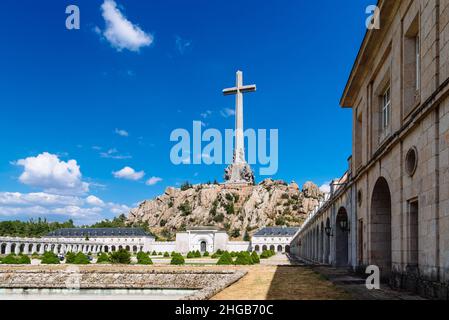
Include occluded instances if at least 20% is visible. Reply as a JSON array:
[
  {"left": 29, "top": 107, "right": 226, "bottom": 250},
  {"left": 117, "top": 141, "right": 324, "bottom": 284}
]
[{"left": 127, "top": 179, "right": 324, "bottom": 240}]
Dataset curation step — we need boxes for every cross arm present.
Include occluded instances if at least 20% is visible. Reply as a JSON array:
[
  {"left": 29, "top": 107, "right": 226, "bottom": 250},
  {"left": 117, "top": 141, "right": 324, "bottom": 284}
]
[
  {"left": 223, "top": 87, "right": 238, "bottom": 96},
  {"left": 240, "top": 85, "right": 257, "bottom": 93}
]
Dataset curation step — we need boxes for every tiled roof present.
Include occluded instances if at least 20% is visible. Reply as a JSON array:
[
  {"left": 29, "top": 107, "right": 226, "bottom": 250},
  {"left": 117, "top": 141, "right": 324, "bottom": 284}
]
[
  {"left": 253, "top": 227, "right": 299, "bottom": 237},
  {"left": 46, "top": 228, "right": 152, "bottom": 238}
]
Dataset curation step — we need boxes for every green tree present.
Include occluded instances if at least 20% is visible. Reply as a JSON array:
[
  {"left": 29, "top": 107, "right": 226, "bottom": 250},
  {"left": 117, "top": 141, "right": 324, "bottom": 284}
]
[
  {"left": 41, "top": 251, "right": 60, "bottom": 264},
  {"left": 216, "top": 251, "right": 233, "bottom": 265},
  {"left": 73, "top": 252, "right": 90, "bottom": 264},
  {"left": 251, "top": 251, "right": 260, "bottom": 264},
  {"left": 170, "top": 253, "right": 185, "bottom": 265},
  {"left": 194, "top": 250, "right": 201, "bottom": 258},
  {"left": 109, "top": 249, "right": 131, "bottom": 264},
  {"left": 65, "top": 252, "right": 76, "bottom": 264},
  {"left": 136, "top": 251, "right": 153, "bottom": 265},
  {"left": 234, "top": 251, "right": 253, "bottom": 265},
  {"left": 163, "top": 252, "right": 170, "bottom": 258},
  {"left": 203, "top": 251, "right": 209, "bottom": 257},
  {"left": 96, "top": 252, "right": 110, "bottom": 264}
]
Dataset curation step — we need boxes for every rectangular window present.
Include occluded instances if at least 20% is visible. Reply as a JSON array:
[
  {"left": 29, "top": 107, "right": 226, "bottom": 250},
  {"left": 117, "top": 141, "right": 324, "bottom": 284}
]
[
  {"left": 382, "top": 87, "right": 391, "bottom": 131},
  {"left": 415, "top": 35, "right": 420, "bottom": 91}
]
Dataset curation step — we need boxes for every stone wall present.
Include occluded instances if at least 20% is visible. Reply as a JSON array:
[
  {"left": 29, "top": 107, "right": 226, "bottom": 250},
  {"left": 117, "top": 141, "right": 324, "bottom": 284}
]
[{"left": 0, "top": 267, "right": 247, "bottom": 300}]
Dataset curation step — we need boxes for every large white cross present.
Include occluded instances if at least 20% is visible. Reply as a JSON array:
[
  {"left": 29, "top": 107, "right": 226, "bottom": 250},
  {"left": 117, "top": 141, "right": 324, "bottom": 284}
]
[{"left": 223, "top": 70, "right": 256, "bottom": 164}]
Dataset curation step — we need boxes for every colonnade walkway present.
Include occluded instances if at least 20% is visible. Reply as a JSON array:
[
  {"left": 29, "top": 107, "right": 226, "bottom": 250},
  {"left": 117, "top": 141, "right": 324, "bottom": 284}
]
[{"left": 288, "top": 255, "right": 425, "bottom": 300}]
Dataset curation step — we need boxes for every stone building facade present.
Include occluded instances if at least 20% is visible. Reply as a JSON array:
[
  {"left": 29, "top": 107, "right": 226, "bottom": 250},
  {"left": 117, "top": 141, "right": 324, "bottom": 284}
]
[
  {"left": 291, "top": 0, "right": 449, "bottom": 299},
  {"left": 251, "top": 227, "right": 299, "bottom": 253},
  {"left": 0, "top": 227, "right": 251, "bottom": 256}
]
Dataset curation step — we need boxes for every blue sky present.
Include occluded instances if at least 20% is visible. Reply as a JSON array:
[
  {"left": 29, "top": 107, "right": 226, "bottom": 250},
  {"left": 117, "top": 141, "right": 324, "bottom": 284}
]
[{"left": 0, "top": 0, "right": 373, "bottom": 224}]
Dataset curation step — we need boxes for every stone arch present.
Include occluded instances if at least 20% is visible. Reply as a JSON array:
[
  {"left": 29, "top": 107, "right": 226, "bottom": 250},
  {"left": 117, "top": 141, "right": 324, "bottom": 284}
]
[
  {"left": 370, "top": 177, "right": 392, "bottom": 278},
  {"left": 132, "top": 245, "right": 137, "bottom": 253},
  {"left": 325, "top": 217, "right": 331, "bottom": 264},
  {"left": 254, "top": 245, "right": 260, "bottom": 252},
  {"left": 277, "top": 245, "right": 283, "bottom": 253},
  {"left": 269, "top": 245, "right": 275, "bottom": 251},
  {"left": 125, "top": 245, "right": 130, "bottom": 252},
  {"left": 262, "top": 245, "right": 267, "bottom": 251},
  {"left": 104, "top": 246, "right": 109, "bottom": 253},
  {"left": 28, "top": 244, "right": 33, "bottom": 253},
  {"left": 200, "top": 241, "right": 207, "bottom": 253},
  {"left": 11, "top": 243, "right": 17, "bottom": 254},
  {"left": 320, "top": 221, "right": 325, "bottom": 263},
  {"left": 111, "top": 246, "right": 116, "bottom": 252},
  {"left": 336, "top": 207, "right": 349, "bottom": 267},
  {"left": 19, "top": 243, "right": 25, "bottom": 254},
  {"left": 1, "top": 243, "right": 6, "bottom": 255},
  {"left": 285, "top": 245, "right": 290, "bottom": 253}
]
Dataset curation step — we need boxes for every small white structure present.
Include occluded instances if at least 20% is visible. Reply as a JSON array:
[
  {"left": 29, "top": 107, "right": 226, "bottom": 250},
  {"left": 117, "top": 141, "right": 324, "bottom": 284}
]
[{"left": 251, "top": 227, "right": 299, "bottom": 254}]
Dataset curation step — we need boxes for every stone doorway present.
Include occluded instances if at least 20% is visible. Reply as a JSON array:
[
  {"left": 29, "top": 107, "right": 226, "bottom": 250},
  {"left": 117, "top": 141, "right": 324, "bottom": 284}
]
[
  {"left": 200, "top": 241, "right": 207, "bottom": 253},
  {"left": 336, "top": 207, "right": 349, "bottom": 267},
  {"left": 370, "top": 177, "right": 392, "bottom": 279}
]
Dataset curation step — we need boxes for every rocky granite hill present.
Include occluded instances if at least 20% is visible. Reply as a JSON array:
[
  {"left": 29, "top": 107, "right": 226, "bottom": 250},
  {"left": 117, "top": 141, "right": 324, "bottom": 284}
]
[{"left": 127, "top": 179, "right": 324, "bottom": 241}]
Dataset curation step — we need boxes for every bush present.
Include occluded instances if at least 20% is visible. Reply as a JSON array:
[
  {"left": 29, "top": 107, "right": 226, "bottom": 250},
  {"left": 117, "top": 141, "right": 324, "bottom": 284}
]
[
  {"left": 231, "top": 229, "right": 240, "bottom": 238},
  {"left": 65, "top": 252, "right": 76, "bottom": 264},
  {"left": 73, "top": 252, "right": 90, "bottom": 264},
  {"left": 216, "top": 251, "right": 234, "bottom": 265},
  {"left": 211, "top": 253, "right": 220, "bottom": 259},
  {"left": 187, "top": 251, "right": 194, "bottom": 259},
  {"left": 31, "top": 252, "right": 40, "bottom": 259},
  {"left": 178, "top": 201, "right": 192, "bottom": 216},
  {"left": 1, "top": 254, "right": 31, "bottom": 265},
  {"left": 203, "top": 251, "right": 209, "bottom": 257},
  {"left": 234, "top": 251, "right": 253, "bottom": 265},
  {"left": 163, "top": 252, "right": 170, "bottom": 258},
  {"left": 41, "top": 251, "right": 60, "bottom": 264},
  {"left": 109, "top": 249, "right": 131, "bottom": 264},
  {"left": 180, "top": 181, "right": 192, "bottom": 191},
  {"left": 213, "top": 213, "right": 224, "bottom": 223},
  {"left": 136, "top": 251, "right": 153, "bottom": 265},
  {"left": 170, "top": 254, "right": 185, "bottom": 265},
  {"left": 251, "top": 251, "right": 260, "bottom": 264},
  {"left": 171, "top": 251, "right": 178, "bottom": 257},
  {"left": 151, "top": 251, "right": 157, "bottom": 256},
  {"left": 260, "top": 250, "right": 275, "bottom": 259},
  {"left": 97, "top": 252, "right": 110, "bottom": 264},
  {"left": 230, "top": 251, "right": 237, "bottom": 257},
  {"left": 216, "top": 249, "right": 224, "bottom": 255},
  {"left": 194, "top": 250, "right": 201, "bottom": 258}
]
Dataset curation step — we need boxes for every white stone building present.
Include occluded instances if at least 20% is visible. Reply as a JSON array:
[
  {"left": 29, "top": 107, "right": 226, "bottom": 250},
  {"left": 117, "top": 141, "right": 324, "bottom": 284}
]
[
  {"left": 0, "top": 226, "right": 251, "bottom": 255},
  {"left": 251, "top": 227, "right": 299, "bottom": 254}
]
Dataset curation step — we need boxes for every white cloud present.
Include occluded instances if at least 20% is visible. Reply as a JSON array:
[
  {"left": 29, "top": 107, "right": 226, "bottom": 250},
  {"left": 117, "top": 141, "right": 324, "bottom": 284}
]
[
  {"left": 200, "top": 110, "right": 212, "bottom": 119},
  {"left": 16, "top": 152, "right": 89, "bottom": 195},
  {"left": 115, "top": 128, "right": 129, "bottom": 137},
  {"left": 0, "top": 192, "right": 83, "bottom": 207},
  {"left": 112, "top": 166, "right": 145, "bottom": 180},
  {"left": 100, "top": 148, "right": 132, "bottom": 160},
  {"left": 175, "top": 36, "right": 192, "bottom": 55},
  {"left": 146, "top": 176, "right": 162, "bottom": 186},
  {"left": 220, "top": 108, "right": 235, "bottom": 118},
  {"left": 86, "top": 195, "right": 105, "bottom": 207},
  {"left": 0, "top": 192, "right": 130, "bottom": 225},
  {"left": 99, "top": 0, "right": 153, "bottom": 52},
  {"left": 319, "top": 181, "right": 334, "bottom": 194}
]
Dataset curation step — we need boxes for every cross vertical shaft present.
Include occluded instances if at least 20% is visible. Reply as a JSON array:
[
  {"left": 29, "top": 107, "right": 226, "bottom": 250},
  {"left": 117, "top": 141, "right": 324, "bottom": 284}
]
[{"left": 223, "top": 70, "right": 256, "bottom": 165}]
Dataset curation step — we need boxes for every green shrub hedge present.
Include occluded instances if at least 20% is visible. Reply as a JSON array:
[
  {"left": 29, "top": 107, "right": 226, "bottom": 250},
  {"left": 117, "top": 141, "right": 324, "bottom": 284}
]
[
  {"left": 41, "top": 251, "right": 60, "bottom": 264},
  {"left": 1, "top": 254, "right": 31, "bottom": 264},
  {"left": 216, "top": 251, "right": 234, "bottom": 265},
  {"left": 97, "top": 252, "right": 110, "bottom": 264},
  {"left": 170, "top": 253, "right": 185, "bottom": 265},
  {"left": 234, "top": 251, "right": 253, "bottom": 265},
  {"left": 109, "top": 249, "right": 131, "bottom": 264},
  {"left": 251, "top": 251, "right": 260, "bottom": 264},
  {"left": 137, "top": 251, "right": 153, "bottom": 265}
]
